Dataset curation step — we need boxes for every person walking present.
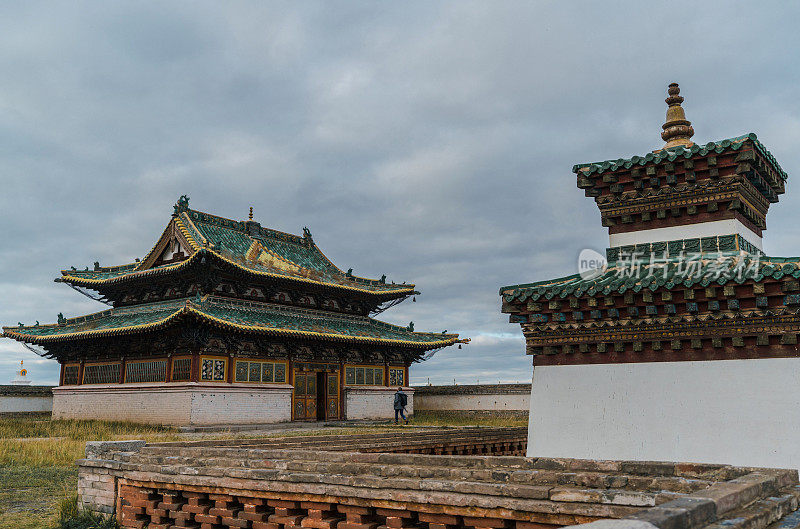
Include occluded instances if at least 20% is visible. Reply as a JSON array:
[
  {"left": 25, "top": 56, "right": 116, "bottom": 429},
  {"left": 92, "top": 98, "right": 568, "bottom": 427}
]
[{"left": 393, "top": 386, "right": 408, "bottom": 425}]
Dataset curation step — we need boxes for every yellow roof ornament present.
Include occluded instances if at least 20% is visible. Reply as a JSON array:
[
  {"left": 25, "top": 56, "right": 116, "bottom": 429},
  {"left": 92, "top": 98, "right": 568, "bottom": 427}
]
[{"left": 661, "top": 82, "right": 695, "bottom": 149}]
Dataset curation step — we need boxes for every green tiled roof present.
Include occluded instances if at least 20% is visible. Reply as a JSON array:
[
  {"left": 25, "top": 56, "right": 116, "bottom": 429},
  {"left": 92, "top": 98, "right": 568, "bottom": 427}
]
[
  {"left": 62, "top": 263, "right": 171, "bottom": 281},
  {"left": 573, "top": 133, "right": 788, "bottom": 182},
  {"left": 500, "top": 251, "right": 800, "bottom": 303},
  {"left": 2, "top": 296, "right": 460, "bottom": 348},
  {"left": 60, "top": 206, "right": 415, "bottom": 296}
]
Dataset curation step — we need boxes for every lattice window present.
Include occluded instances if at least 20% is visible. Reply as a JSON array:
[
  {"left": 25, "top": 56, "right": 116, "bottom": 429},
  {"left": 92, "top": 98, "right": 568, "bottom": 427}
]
[
  {"left": 249, "top": 362, "right": 261, "bottom": 382},
  {"left": 201, "top": 358, "right": 226, "bottom": 381},
  {"left": 234, "top": 360, "right": 287, "bottom": 383},
  {"left": 82, "top": 363, "right": 121, "bottom": 385},
  {"left": 274, "top": 362, "right": 286, "bottom": 383},
  {"left": 345, "top": 366, "right": 384, "bottom": 386},
  {"left": 124, "top": 359, "right": 167, "bottom": 383},
  {"left": 262, "top": 362, "right": 273, "bottom": 382},
  {"left": 62, "top": 364, "right": 79, "bottom": 385},
  {"left": 171, "top": 358, "right": 191, "bottom": 382},
  {"left": 389, "top": 367, "right": 405, "bottom": 386}
]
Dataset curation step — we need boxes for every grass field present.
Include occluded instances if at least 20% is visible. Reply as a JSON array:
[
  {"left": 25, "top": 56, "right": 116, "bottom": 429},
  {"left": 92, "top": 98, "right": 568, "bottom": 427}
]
[{"left": 0, "top": 411, "right": 526, "bottom": 528}]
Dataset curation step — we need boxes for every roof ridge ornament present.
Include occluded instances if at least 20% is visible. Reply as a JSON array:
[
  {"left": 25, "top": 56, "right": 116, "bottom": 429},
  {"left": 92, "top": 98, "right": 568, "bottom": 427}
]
[
  {"left": 174, "top": 195, "right": 190, "bottom": 216},
  {"left": 660, "top": 83, "right": 695, "bottom": 149}
]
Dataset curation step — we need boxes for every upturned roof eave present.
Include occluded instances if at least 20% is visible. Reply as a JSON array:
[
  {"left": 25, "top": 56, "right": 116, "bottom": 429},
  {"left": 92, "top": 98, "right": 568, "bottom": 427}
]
[
  {"left": 57, "top": 248, "right": 416, "bottom": 298},
  {"left": 1, "top": 299, "right": 459, "bottom": 349}
]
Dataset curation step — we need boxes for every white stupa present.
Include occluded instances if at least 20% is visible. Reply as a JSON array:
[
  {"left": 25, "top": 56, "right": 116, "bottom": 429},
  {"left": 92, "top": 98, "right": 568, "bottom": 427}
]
[{"left": 11, "top": 360, "right": 31, "bottom": 385}]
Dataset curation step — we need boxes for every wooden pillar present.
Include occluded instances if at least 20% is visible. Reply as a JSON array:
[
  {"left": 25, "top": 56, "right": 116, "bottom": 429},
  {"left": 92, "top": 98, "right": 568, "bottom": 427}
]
[
  {"left": 288, "top": 353, "right": 294, "bottom": 420},
  {"left": 190, "top": 352, "right": 200, "bottom": 382},
  {"left": 339, "top": 357, "right": 345, "bottom": 420},
  {"left": 119, "top": 358, "right": 126, "bottom": 384},
  {"left": 404, "top": 363, "right": 410, "bottom": 388},
  {"left": 384, "top": 358, "right": 389, "bottom": 387},
  {"left": 226, "top": 353, "right": 234, "bottom": 384},
  {"left": 58, "top": 363, "right": 65, "bottom": 386},
  {"left": 78, "top": 360, "right": 85, "bottom": 385},
  {"left": 165, "top": 355, "right": 172, "bottom": 383}
]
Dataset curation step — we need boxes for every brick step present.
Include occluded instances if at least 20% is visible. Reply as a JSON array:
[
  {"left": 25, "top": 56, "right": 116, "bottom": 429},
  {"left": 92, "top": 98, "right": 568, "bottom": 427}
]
[
  {"left": 149, "top": 429, "right": 527, "bottom": 449},
  {"left": 118, "top": 457, "right": 695, "bottom": 507},
  {"left": 692, "top": 486, "right": 800, "bottom": 529},
  {"left": 132, "top": 446, "right": 741, "bottom": 482},
  {"left": 121, "top": 451, "right": 716, "bottom": 495},
  {"left": 276, "top": 459, "right": 712, "bottom": 493},
  {"left": 149, "top": 428, "right": 528, "bottom": 450}
]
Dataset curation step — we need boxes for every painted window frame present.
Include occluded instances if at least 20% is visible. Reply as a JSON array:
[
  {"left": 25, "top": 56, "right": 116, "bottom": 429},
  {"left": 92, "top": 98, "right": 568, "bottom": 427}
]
[
  {"left": 123, "top": 358, "right": 168, "bottom": 384},
  {"left": 82, "top": 361, "right": 122, "bottom": 385},
  {"left": 199, "top": 355, "right": 228, "bottom": 382},
  {"left": 62, "top": 363, "right": 80, "bottom": 385},
  {"left": 234, "top": 359, "right": 288, "bottom": 384},
  {"left": 170, "top": 356, "right": 192, "bottom": 382},
  {"left": 388, "top": 367, "right": 405, "bottom": 387},
  {"left": 344, "top": 364, "right": 385, "bottom": 386}
]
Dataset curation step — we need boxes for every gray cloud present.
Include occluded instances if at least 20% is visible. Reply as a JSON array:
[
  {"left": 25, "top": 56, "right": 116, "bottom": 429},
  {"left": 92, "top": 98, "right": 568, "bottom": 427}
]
[{"left": 2, "top": 2, "right": 800, "bottom": 385}]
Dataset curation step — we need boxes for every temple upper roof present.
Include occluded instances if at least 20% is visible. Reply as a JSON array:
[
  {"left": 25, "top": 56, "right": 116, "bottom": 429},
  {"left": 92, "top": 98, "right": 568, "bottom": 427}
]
[
  {"left": 2, "top": 295, "right": 461, "bottom": 350},
  {"left": 573, "top": 133, "right": 787, "bottom": 195},
  {"left": 58, "top": 198, "right": 416, "bottom": 299},
  {"left": 569, "top": 86, "right": 787, "bottom": 250}
]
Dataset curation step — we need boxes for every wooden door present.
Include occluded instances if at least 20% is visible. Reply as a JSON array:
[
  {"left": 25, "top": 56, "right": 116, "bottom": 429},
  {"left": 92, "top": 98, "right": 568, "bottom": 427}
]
[
  {"left": 326, "top": 373, "right": 339, "bottom": 420},
  {"left": 293, "top": 368, "right": 340, "bottom": 421},
  {"left": 293, "top": 370, "right": 317, "bottom": 420}
]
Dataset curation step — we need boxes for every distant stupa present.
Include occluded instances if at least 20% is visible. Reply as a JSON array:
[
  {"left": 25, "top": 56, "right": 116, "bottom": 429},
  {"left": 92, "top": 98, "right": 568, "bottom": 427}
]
[{"left": 11, "top": 360, "right": 31, "bottom": 385}]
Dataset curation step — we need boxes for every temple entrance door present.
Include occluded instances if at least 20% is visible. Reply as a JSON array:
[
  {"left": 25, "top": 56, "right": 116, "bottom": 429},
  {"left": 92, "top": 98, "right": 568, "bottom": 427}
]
[
  {"left": 293, "top": 370, "right": 317, "bottom": 420},
  {"left": 292, "top": 365, "right": 341, "bottom": 421}
]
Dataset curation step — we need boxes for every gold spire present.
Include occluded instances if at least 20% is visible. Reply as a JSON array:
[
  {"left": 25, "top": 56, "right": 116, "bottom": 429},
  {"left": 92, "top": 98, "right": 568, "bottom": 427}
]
[
  {"left": 249, "top": 206, "right": 253, "bottom": 221},
  {"left": 661, "top": 82, "right": 694, "bottom": 149}
]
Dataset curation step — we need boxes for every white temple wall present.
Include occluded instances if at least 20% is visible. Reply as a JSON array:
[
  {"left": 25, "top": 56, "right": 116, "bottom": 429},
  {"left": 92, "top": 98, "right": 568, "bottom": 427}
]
[
  {"left": 608, "top": 218, "right": 762, "bottom": 249},
  {"left": 414, "top": 392, "right": 529, "bottom": 412},
  {"left": 528, "top": 358, "right": 800, "bottom": 470},
  {"left": 0, "top": 395, "right": 53, "bottom": 413},
  {"left": 344, "top": 387, "right": 414, "bottom": 420},
  {"left": 53, "top": 383, "right": 292, "bottom": 425}
]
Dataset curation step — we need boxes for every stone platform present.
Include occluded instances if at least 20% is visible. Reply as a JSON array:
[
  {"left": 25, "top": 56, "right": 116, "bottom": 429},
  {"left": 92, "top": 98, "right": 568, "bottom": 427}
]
[{"left": 76, "top": 427, "right": 800, "bottom": 529}]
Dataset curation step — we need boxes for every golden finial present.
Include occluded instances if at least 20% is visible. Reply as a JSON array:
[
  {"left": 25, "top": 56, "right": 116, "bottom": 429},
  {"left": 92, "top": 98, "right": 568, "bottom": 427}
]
[
  {"left": 661, "top": 82, "right": 695, "bottom": 149},
  {"left": 249, "top": 207, "right": 253, "bottom": 221}
]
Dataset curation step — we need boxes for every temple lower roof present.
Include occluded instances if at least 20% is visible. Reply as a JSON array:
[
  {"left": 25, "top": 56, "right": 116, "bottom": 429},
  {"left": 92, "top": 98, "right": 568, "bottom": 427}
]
[{"left": 2, "top": 296, "right": 461, "bottom": 348}]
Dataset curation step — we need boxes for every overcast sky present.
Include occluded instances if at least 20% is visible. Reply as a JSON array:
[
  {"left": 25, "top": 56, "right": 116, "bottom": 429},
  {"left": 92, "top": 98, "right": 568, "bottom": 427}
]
[{"left": 2, "top": 2, "right": 800, "bottom": 386}]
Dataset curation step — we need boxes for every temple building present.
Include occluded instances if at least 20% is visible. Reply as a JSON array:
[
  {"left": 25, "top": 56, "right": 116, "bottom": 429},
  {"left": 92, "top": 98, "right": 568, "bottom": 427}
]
[
  {"left": 501, "top": 83, "right": 800, "bottom": 469},
  {"left": 2, "top": 197, "right": 465, "bottom": 425}
]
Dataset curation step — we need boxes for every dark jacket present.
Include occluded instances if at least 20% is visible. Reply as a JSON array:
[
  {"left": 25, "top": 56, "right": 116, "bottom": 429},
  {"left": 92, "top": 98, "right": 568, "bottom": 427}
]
[{"left": 393, "top": 390, "right": 408, "bottom": 410}]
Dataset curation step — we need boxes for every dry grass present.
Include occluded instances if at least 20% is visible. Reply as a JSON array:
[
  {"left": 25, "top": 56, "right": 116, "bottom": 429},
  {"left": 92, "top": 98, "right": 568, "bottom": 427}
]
[
  {"left": 0, "top": 412, "right": 527, "bottom": 528},
  {"left": 0, "top": 414, "right": 182, "bottom": 466},
  {"left": 0, "top": 465, "right": 77, "bottom": 529},
  {"left": 0, "top": 414, "right": 181, "bottom": 528}
]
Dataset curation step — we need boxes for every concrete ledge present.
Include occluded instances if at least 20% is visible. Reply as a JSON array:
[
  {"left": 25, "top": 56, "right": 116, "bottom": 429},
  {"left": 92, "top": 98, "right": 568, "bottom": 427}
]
[
  {"left": 0, "top": 384, "right": 54, "bottom": 396},
  {"left": 85, "top": 440, "right": 147, "bottom": 460}
]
